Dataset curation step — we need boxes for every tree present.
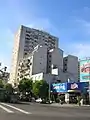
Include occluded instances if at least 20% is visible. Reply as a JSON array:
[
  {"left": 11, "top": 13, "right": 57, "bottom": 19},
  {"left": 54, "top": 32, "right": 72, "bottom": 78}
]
[
  {"left": 4, "top": 83, "right": 13, "bottom": 94},
  {"left": 18, "top": 78, "right": 33, "bottom": 94},
  {"left": 33, "top": 80, "right": 49, "bottom": 99},
  {"left": 0, "top": 79, "right": 4, "bottom": 88}
]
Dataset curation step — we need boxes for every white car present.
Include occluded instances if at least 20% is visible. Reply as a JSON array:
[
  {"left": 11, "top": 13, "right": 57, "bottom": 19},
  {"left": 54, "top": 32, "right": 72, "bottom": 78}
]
[{"left": 35, "top": 98, "right": 42, "bottom": 103}]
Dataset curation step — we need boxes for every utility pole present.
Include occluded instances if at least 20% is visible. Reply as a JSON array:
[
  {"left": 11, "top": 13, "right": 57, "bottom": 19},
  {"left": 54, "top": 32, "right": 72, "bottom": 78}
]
[{"left": 48, "top": 74, "right": 51, "bottom": 103}]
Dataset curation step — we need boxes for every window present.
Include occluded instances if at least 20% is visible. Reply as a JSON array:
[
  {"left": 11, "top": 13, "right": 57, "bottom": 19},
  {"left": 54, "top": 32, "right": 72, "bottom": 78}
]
[
  {"left": 25, "top": 37, "right": 30, "bottom": 40},
  {"left": 64, "top": 63, "right": 67, "bottom": 66},
  {"left": 30, "top": 63, "right": 32, "bottom": 65},
  {"left": 45, "top": 43, "right": 47, "bottom": 46},
  {"left": 26, "top": 34, "right": 30, "bottom": 37},
  {"left": 28, "top": 59, "right": 30, "bottom": 62},
  {"left": 24, "top": 53, "right": 27, "bottom": 55},
  {"left": 26, "top": 30, "right": 31, "bottom": 34},
  {"left": 35, "top": 40, "right": 37, "bottom": 42}
]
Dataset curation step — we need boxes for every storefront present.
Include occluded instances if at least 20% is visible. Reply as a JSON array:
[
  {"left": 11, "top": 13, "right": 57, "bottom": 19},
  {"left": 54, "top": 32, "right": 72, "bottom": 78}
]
[
  {"left": 67, "top": 82, "right": 89, "bottom": 104},
  {"left": 52, "top": 83, "right": 67, "bottom": 102},
  {"left": 52, "top": 82, "right": 89, "bottom": 104}
]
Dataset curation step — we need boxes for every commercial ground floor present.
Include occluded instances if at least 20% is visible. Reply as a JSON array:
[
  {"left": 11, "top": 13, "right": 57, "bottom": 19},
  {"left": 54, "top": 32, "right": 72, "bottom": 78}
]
[{"left": 52, "top": 82, "right": 89, "bottom": 104}]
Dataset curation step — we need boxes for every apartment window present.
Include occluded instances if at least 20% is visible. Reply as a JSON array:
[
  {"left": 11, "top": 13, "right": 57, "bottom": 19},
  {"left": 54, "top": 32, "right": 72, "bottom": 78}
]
[
  {"left": 26, "top": 34, "right": 30, "bottom": 37},
  {"left": 49, "top": 60, "right": 51, "bottom": 63},
  {"left": 49, "top": 55, "right": 51, "bottom": 58},
  {"left": 24, "top": 53, "right": 27, "bottom": 56},
  {"left": 45, "top": 43, "right": 47, "bottom": 46},
  {"left": 35, "top": 40, "right": 37, "bottom": 42},
  {"left": 30, "top": 63, "right": 32, "bottom": 65},
  {"left": 28, "top": 59, "right": 30, "bottom": 62},
  {"left": 25, "top": 37, "right": 30, "bottom": 40},
  {"left": 26, "top": 30, "right": 31, "bottom": 34},
  {"left": 64, "top": 63, "right": 67, "bottom": 66},
  {"left": 64, "top": 69, "right": 67, "bottom": 71}
]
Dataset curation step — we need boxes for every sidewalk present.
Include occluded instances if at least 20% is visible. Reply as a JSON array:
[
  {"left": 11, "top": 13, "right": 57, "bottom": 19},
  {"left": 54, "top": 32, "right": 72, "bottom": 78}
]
[{"left": 50, "top": 103, "right": 90, "bottom": 107}]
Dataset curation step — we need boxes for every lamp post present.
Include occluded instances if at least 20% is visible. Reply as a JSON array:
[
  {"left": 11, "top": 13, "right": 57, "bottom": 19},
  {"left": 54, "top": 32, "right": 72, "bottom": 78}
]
[{"left": 48, "top": 73, "right": 51, "bottom": 103}]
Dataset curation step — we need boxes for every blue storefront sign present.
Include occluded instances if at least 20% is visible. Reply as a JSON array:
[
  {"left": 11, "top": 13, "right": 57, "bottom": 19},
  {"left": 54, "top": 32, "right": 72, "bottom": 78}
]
[
  {"left": 67, "top": 82, "right": 89, "bottom": 93},
  {"left": 52, "top": 83, "right": 67, "bottom": 93},
  {"left": 67, "top": 82, "right": 81, "bottom": 91}
]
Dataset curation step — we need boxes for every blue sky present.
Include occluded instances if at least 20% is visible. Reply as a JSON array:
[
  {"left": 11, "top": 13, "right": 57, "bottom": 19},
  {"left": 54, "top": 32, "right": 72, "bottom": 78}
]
[{"left": 0, "top": 0, "right": 90, "bottom": 71}]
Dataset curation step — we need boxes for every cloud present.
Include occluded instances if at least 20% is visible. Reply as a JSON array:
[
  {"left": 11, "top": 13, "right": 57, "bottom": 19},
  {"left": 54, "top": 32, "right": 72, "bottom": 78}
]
[{"left": 63, "top": 43, "right": 90, "bottom": 59}]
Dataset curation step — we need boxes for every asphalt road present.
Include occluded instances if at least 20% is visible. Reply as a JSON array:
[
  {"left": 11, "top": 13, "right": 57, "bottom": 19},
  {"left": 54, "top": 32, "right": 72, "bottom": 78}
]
[{"left": 0, "top": 102, "right": 90, "bottom": 120}]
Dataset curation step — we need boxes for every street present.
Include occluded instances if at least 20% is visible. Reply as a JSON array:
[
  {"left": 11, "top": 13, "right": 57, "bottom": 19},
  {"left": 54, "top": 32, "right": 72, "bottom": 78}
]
[{"left": 0, "top": 103, "right": 90, "bottom": 120}]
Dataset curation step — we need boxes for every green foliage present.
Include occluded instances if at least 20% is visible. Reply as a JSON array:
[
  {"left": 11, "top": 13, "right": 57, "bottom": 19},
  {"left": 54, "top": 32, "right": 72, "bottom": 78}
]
[
  {"left": 0, "top": 79, "right": 4, "bottom": 88},
  {"left": 18, "top": 78, "right": 33, "bottom": 94},
  {"left": 33, "top": 80, "right": 49, "bottom": 99},
  {"left": 4, "top": 83, "right": 13, "bottom": 94}
]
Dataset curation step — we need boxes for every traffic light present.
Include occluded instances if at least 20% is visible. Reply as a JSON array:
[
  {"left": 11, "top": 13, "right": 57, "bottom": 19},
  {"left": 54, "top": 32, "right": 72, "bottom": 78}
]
[{"left": 4, "top": 67, "right": 7, "bottom": 71}]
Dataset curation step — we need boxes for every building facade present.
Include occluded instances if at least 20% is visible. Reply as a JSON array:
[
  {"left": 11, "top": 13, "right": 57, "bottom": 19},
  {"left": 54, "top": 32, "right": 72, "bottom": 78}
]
[
  {"left": 9, "top": 25, "right": 58, "bottom": 85},
  {"left": 17, "top": 45, "right": 48, "bottom": 82},
  {"left": 17, "top": 45, "right": 63, "bottom": 84},
  {"left": 63, "top": 55, "right": 79, "bottom": 82}
]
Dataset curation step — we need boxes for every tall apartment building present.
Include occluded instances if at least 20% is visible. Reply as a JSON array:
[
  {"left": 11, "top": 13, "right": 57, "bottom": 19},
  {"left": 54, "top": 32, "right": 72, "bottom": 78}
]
[
  {"left": 63, "top": 55, "right": 78, "bottom": 82},
  {"left": 9, "top": 25, "right": 58, "bottom": 85}
]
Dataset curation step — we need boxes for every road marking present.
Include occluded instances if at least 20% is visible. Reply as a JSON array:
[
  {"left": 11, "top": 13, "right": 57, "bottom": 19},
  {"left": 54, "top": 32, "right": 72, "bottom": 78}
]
[
  {"left": 1, "top": 103, "right": 31, "bottom": 114},
  {"left": 0, "top": 105, "right": 14, "bottom": 113}
]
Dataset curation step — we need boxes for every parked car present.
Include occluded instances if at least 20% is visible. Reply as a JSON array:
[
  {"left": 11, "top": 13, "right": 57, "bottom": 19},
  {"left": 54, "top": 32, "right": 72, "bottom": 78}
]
[{"left": 35, "top": 98, "right": 42, "bottom": 103}]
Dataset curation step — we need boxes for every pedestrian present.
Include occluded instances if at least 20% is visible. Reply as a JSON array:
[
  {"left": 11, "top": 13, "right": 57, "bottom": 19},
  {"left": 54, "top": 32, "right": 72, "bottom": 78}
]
[{"left": 80, "top": 98, "right": 83, "bottom": 106}]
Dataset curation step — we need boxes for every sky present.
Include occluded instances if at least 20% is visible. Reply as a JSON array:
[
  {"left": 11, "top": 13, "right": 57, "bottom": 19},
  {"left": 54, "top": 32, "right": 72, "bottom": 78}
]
[{"left": 0, "top": 0, "right": 90, "bottom": 71}]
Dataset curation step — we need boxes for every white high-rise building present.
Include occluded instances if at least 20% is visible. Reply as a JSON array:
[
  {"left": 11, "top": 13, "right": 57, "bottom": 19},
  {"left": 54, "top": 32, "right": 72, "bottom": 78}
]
[{"left": 9, "top": 25, "right": 58, "bottom": 85}]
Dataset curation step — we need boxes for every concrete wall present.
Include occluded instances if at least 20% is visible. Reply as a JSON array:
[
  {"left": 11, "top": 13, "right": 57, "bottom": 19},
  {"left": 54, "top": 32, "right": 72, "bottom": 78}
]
[
  {"left": 63, "top": 55, "right": 78, "bottom": 82},
  {"left": 32, "top": 45, "right": 48, "bottom": 75},
  {"left": 50, "top": 48, "right": 63, "bottom": 74}
]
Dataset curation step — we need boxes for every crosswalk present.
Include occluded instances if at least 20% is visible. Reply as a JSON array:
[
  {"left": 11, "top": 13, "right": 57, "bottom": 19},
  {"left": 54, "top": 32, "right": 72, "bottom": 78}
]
[{"left": 0, "top": 103, "right": 31, "bottom": 114}]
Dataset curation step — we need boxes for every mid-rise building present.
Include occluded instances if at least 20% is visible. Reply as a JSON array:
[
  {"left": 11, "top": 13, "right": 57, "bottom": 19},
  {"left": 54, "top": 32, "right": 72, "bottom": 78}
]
[
  {"left": 63, "top": 55, "right": 78, "bottom": 82},
  {"left": 17, "top": 45, "right": 63, "bottom": 84},
  {"left": 9, "top": 25, "right": 58, "bottom": 85},
  {"left": 17, "top": 45, "right": 48, "bottom": 82},
  {"left": 48, "top": 48, "right": 63, "bottom": 74}
]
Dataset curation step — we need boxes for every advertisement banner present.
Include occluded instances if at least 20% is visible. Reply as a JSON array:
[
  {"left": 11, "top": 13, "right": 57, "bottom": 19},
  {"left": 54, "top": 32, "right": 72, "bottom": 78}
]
[
  {"left": 67, "top": 82, "right": 89, "bottom": 93},
  {"left": 52, "top": 83, "right": 67, "bottom": 93},
  {"left": 67, "top": 82, "right": 81, "bottom": 91},
  {"left": 80, "top": 60, "right": 90, "bottom": 82}
]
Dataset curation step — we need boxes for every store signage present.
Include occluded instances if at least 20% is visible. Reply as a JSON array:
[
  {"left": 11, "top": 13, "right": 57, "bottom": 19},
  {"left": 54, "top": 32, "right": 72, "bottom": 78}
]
[
  {"left": 71, "top": 83, "right": 78, "bottom": 89},
  {"left": 52, "top": 83, "right": 67, "bottom": 93}
]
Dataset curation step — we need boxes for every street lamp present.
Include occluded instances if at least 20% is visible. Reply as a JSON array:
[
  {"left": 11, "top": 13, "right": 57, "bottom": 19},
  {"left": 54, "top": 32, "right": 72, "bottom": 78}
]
[{"left": 48, "top": 73, "right": 51, "bottom": 103}]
